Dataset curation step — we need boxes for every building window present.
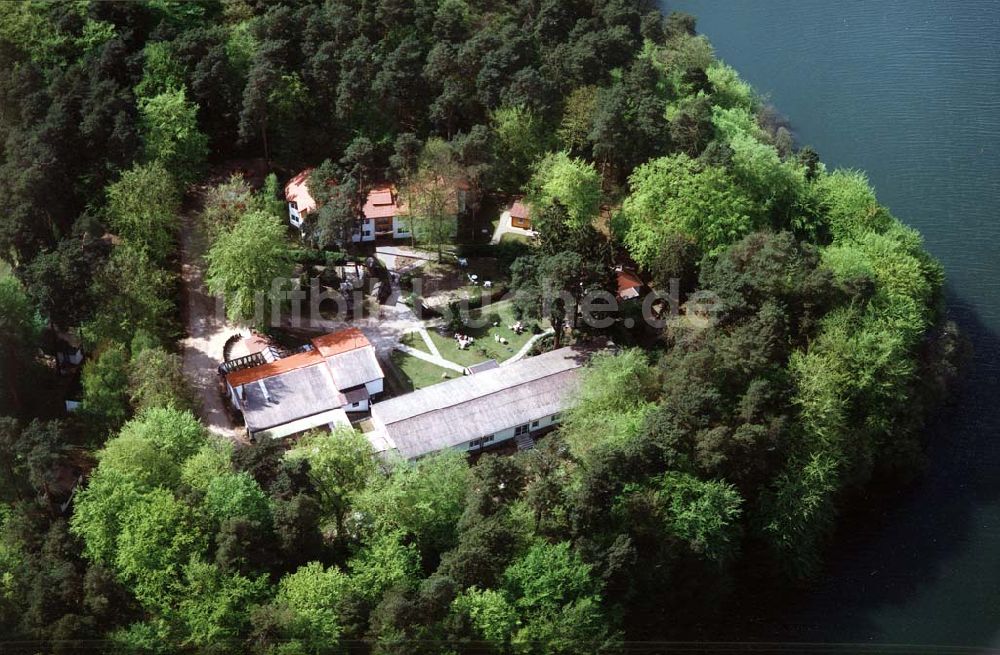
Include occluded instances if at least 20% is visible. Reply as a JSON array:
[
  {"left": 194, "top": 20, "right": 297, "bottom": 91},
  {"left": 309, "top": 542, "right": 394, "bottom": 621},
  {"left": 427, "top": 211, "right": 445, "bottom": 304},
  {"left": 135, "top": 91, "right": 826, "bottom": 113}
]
[
  {"left": 470, "top": 435, "right": 494, "bottom": 449},
  {"left": 551, "top": 413, "right": 561, "bottom": 422},
  {"left": 514, "top": 424, "right": 530, "bottom": 436},
  {"left": 531, "top": 420, "right": 540, "bottom": 428}
]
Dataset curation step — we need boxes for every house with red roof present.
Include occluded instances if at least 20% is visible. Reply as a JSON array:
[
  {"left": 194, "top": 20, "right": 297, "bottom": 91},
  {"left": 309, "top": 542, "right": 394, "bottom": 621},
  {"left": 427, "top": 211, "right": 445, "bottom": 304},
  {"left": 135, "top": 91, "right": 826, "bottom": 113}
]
[
  {"left": 361, "top": 184, "right": 407, "bottom": 241},
  {"left": 362, "top": 178, "right": 470, "bottom": 242},
  {"left": 615, "top": 266, "right": 645, "bottom": 301},
  {"left": 284, "top": 169, "right": 408, "bottom": 243},
  {"left": 284, "top": 169, "right": 316, "bottom": 230},
  {"left": 510, "top": 199, "right": 532, "bottom": 229},
  {"left": 286, "top": 167, "right": 473, "bottom": 244},
  {"left": 221, "top": 327, "right": 384, "bottom": 440}
]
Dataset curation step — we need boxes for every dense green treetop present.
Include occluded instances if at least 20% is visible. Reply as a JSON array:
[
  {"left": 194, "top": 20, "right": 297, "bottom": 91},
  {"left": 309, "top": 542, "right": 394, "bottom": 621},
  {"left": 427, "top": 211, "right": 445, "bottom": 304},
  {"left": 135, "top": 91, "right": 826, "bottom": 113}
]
[
  {"left": 105, "top": 162, "right": 182, "bottom": 261},
  {"left": 205, "top": 209, "right": 295, "bottom": 325},
  {"left": 527, "top": 151, "right": 603, "bottom": 229},
  {"left": 286, "top": 427, "right": 375, "bottom": 538},
  {"left": 619, "top": 154, "right": 760, "bottom": 265},
  {"left": 139, "top": 86, "right": 209, "bottom": 185}
]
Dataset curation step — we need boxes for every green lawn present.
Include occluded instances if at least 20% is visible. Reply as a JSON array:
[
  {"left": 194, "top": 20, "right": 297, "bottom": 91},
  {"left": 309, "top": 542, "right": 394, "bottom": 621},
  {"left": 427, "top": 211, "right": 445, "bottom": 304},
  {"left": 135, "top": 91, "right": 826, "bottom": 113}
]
[
  {"left": 400, "top": 330, "right": 430, "bottom": 354},
  {"left": 427, "top": 300, "right": 542, "bottom": 367},
  {"left": 389, "top": 349, "right": 459, "bottom": 390},
  {"left": 500, "top": 232, "right": 533, "bottom": 245}
]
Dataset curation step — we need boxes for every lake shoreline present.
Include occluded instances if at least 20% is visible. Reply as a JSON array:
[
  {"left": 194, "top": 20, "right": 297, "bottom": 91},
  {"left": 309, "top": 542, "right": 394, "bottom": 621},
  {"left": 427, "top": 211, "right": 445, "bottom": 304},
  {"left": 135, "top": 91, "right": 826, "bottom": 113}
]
[{"left": 668, "top": 0, "right": 1000, "bottom": 645}]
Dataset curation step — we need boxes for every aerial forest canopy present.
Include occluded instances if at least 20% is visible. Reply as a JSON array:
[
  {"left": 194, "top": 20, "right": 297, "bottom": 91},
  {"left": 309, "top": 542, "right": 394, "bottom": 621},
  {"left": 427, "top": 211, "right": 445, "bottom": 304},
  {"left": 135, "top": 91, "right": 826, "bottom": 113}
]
[{"left": 0, "top": 1, "right": 962, "bottom": 652}]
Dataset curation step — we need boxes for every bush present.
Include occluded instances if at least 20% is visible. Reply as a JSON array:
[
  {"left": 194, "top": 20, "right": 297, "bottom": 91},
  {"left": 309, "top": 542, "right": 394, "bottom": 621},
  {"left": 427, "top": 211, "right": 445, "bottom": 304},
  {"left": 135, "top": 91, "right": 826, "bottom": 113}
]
[
  {"left": 319, "top": 267, "right": 340, "bottom": 289},
  {"left": 292, "top": 248, "right": 326, "bottom": 268},
  {"left": 526, "top": 334, "right": 554, "bottom": 356},
  {"left": 323, "top": 251, "right": 347, "bottom": 267}
]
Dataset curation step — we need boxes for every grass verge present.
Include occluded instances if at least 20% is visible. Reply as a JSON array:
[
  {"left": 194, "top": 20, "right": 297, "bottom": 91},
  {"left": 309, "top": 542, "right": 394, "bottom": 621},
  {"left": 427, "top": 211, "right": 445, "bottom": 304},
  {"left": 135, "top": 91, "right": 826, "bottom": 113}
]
[{"left": 389, "top": 349, "right": 459, "bottom": 390}]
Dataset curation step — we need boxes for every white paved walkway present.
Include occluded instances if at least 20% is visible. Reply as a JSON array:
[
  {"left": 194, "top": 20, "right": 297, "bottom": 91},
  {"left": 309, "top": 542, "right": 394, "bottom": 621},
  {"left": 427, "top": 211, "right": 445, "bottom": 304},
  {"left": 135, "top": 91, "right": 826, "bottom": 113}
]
[
  {"left": 501, "top": 328, "right": 555, "bottom": 366},
  {"left": 375, "top": 244, "right": 439, "bottom": 270},
  {"left": 416, "top": 328, "right": 441, "bottom": 358},
  {"left": 395, "top": 343, "right": 466, "bottom": 373}
]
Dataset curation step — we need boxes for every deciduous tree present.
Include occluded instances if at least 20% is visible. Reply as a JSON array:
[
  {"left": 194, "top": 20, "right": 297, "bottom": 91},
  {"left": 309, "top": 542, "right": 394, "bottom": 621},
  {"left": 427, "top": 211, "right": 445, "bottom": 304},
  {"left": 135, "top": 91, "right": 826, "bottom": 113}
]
[
  {"left": 205, "top": 209, "right": 294, "bottom": 325},
  {"left": 81, "top": 343, "right": 131, "bottom": 439},
  {"left": 113, "top": 487, "right": 207, "bottom": 610},
  {"left": 139, "top": 87, "right": 208, "bottom": 184},
  {"left": 490, "top": 106, "right": 551, "bottom": 192},
  {"left": 560, "top": 350, "right": 659, "bottom": 460},
  {"left": 619, "top": 154, "right": 759, "bottom": 266},
  {"left": 128, "top": 347, "right": 197, "bottom": 414},
  {"left": 269, "top": 561, "right": 349, "bottom": 649},
  {"left": 286, "top": 427, "right": 374, "bottom": 540},
  {"left": 527, "top": 152, "right": 602, "bottom": 229},
  {"left": 105, "top": 162, "right": 182, "bottom": 261},
  {"left": 356, "top": 450, "right": 470, "bottom": 561},
  {"left": 401, "top": 138, "right": 462, "bottom": 260}
]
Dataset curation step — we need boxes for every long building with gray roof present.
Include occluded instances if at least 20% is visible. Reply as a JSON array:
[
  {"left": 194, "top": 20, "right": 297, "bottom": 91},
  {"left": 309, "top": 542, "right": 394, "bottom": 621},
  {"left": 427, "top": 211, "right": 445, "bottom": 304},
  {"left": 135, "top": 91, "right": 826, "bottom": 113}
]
[{"left": 368, "top": 347, "right": 587, "bottom": 460}]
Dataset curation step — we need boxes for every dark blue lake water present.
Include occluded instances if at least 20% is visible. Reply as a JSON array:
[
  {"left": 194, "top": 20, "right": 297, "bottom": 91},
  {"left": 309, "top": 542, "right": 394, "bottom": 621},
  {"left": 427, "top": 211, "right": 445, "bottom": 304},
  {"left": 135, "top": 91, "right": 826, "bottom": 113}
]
[{"left": 666, "top": 0, "right": 1000, "bottom": 648}]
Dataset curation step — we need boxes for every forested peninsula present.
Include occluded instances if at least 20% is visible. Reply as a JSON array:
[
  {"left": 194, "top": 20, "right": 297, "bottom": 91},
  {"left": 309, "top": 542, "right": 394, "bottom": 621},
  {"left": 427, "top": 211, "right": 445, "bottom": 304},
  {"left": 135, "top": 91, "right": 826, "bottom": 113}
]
[{"left": 0, "top": 1, "right": 963, "bottom": 652}]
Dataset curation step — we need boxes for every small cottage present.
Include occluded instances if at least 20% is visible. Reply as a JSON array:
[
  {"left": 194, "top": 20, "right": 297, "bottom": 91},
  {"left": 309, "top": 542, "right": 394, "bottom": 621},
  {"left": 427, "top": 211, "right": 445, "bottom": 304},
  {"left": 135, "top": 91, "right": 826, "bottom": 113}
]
[
  {"left": 510, "top": 199, "right": 532, "bottom": 230},
  {"left": 615, "top": 267, "right": 644, "bottom": 302},
  {"left": 284, "top": 169, "right": 316, "bottom": 230}
]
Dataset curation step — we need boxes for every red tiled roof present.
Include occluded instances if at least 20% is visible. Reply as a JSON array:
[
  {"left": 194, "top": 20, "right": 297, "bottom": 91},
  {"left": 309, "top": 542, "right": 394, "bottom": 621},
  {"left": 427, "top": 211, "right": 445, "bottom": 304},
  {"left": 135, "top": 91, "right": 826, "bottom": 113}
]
[
  {"left": 370, "top": 190, "right": 393, "bottom": 205},
  {"left": 616, "top": 269, "right": 643, "bottom": 299},
  {"left": 226, "top": 349, "right": 324, "bottom": 387},
  {"left": 510, "top": 200, "right": 530, "bottom": 220},
  {"left": 311, "top": 327, "right": 370, "bottom": 357},
  {"left": 225, "top": 327, "right": 373, "bottom": 387},
  {"left": 285, "top": 169, "right": 317, "bottom": 214},
  {"left": 363, "top": 185, "right": 400, "bottom": 219}
]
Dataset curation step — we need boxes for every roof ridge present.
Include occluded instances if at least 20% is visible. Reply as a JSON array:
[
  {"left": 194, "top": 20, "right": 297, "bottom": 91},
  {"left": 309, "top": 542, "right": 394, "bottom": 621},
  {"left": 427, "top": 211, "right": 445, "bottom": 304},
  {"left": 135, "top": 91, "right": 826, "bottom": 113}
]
[{"left": 376, "top": 354, "right": 581, "bottom": 425}]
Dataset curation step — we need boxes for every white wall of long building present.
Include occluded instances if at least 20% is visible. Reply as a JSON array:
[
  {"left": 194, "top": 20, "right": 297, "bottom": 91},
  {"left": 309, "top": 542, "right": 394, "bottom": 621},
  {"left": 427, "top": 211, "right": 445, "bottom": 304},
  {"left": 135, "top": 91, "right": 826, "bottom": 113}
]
[{"left": 461, "top": 411, "right": 561, "bottom": 453}]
